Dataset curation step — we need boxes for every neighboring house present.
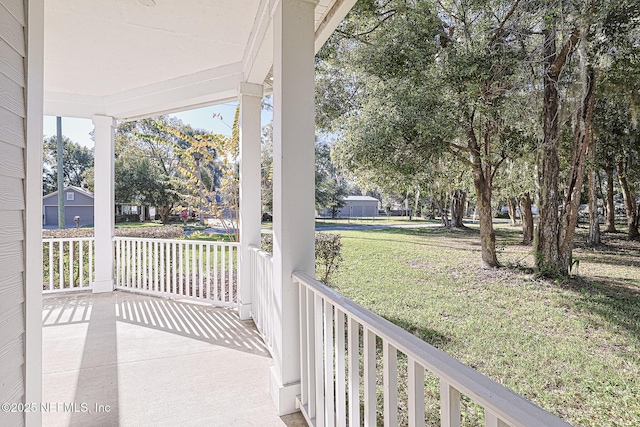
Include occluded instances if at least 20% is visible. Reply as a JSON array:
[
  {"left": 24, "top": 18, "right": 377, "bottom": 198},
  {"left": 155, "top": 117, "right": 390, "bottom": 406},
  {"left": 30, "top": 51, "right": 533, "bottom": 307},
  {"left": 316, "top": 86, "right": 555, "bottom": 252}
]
[
  {"left": 322, "top": 195, "right": 380, "bottom": 218},
  {"left": 42, "top": 186, "right": 94, "bottom": 227},
  {"left": 116, "top": 203, "right": 149, "bottom": 222}
]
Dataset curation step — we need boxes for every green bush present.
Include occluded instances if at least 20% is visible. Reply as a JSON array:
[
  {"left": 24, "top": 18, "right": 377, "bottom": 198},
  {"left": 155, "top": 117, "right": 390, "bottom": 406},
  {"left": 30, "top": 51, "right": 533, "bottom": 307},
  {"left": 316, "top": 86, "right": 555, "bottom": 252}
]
[
  {"left": 261, "top": 233, "right": 343, "bottom": 285},
  {"left": 315, "top": 233, "right": 343, "bottom": 285},
  {"left": 114, "top": 226, "right": 183, "bottom": 239},
  {"left": 43, "top": 226, "right": 184, "bottom": 240},
  {"left": 261, "top": 234, "right": 273, "bottom": 253},
  {"left": 43, "top": 228, "right": 94, "bottom": 239}
]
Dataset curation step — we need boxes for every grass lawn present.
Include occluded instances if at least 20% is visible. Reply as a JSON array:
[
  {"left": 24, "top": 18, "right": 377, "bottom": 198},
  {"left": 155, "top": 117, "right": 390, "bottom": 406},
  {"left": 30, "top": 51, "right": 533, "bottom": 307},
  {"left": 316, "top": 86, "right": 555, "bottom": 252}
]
[
  {"left": 315, "top": 217, "right": 440, "bottom": 227},
  {"left": 260, "top": 217, "right": 444, "bottom": 229},
  {"left": 326, "top": 224, "right": 639, "bottom": 426},
  {"left": 114, "top": 221, "right": 206, "bottom": 229}
]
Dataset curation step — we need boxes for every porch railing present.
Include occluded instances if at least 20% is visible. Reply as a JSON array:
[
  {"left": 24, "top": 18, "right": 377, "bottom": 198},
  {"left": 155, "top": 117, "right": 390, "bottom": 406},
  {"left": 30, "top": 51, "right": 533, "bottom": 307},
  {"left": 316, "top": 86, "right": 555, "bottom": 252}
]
[
  {"left": 113, "top": 237, "right": 238, "bottom": 307},
  {"left": 248, "top": 244, "right": 274, "bottom": 355},
  {"left": 42, "top": 237, "right": 94, "bottom": 293},
  {"left": 294, "top": 271, "right": 571, "bottom": 427}
]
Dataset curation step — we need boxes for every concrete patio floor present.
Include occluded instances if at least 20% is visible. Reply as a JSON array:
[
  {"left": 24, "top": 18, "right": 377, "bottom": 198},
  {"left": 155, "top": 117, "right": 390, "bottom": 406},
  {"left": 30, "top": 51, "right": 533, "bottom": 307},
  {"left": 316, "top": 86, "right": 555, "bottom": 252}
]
[{"left": 42, "top": 291, "right": 307, "bottom": 427}]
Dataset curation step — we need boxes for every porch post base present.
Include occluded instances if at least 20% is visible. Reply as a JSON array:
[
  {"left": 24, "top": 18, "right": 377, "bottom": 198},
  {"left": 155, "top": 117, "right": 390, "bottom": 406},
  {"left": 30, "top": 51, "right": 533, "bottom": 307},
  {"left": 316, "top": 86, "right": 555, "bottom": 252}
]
[
  {"left": 238, "top": 303, "right": 252, "bottom": 321},
  {"left": 92, "top": 280, "right": 114, "bottom": 294},
  {"left": 269, "top": 366, "right": 301, "bottom": 416}
]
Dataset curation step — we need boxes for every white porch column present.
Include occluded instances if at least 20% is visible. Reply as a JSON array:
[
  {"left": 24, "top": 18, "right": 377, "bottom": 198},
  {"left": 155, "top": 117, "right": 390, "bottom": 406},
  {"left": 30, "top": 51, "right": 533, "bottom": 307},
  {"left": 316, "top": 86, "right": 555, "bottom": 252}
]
[
  {"left": 270, "top": 0, "right": 317, "bottom": 415},
  {"left": 238, "top": 82, "right": 264, "bottom": 320},
  {"left": 92, "top": 115, "right": 116, "bottom": 293}
]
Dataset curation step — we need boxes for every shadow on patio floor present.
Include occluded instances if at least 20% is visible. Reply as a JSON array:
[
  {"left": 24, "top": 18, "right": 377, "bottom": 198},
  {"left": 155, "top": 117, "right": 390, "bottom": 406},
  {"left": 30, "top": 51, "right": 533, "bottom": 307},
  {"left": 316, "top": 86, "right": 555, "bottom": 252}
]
[{"left": 42, "top": 291, "right": 305, "bottom": 427}]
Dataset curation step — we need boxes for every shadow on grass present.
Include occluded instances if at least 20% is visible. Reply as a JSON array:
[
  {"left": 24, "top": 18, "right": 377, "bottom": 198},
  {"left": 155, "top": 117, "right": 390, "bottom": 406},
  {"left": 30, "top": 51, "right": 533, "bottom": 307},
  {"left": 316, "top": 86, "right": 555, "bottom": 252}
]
[
  {"left": 341, "top": 225, "right": 481, "bottom": 244},
  {"left": 563, "top": 277, "right": 640, "bottom": 341},
  {"left": 382, "top": 315, "right": 451, "bottom": 350},
  {"left": 574, "top": 238, "right": 640, "bottom": 270},
  {"left": 578, "top": 252, "right": 640, "bottom": 269}
]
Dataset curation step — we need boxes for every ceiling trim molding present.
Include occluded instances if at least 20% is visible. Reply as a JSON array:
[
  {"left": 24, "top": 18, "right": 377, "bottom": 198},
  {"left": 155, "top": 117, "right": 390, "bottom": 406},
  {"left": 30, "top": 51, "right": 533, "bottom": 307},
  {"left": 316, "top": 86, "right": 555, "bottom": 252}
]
[{"left": 44, "top": 63, "right": 246, "bottom": 120}]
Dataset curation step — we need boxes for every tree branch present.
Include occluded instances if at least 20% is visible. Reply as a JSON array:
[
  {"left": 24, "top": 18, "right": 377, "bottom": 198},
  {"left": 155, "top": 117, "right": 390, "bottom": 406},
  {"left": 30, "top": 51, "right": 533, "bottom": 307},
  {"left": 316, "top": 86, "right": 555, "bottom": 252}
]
[
  {"left": 342, "top": 10, "right": 397, "bottom": 39},
  {"left": 448, "top": 146, "right": 474, "bottom": 167},
  {"left": 490, "top": 0, "right": 521, "bottom": 43},
  {"left": 548, "top": 28, "right": 580, "bottom": 78},
  {"left": 448, "top": 142, "right": 474, "bottom": 153},
  {"left": 491, "top": 155, "right": 507, "bottom": 182},
  {"left": 334, "top": 29, "right": 373, "bottom": 45}
]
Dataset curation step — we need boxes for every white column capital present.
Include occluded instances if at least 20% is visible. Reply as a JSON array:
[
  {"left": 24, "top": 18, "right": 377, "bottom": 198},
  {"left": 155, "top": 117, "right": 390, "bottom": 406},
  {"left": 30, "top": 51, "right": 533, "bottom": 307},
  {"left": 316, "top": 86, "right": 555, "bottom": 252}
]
[
  {"left": 270, "top": 0, "right": 319, "bottom": 19},
  {"left": 92, "top": 115, "right": 116, "bottom": 128},
  {"left": 238, "top": 82, "right": 264, "bottom": 98},
  {"left": 288, "top": 0, "right": 319, "bottom": 6},
  {"left": 273, "top": 0, "right": 319, "bottom": 8}
]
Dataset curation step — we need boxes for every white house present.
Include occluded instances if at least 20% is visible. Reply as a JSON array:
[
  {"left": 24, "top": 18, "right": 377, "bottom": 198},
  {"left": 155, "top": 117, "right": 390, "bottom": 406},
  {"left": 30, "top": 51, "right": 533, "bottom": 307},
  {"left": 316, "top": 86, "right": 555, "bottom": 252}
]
[{"left": 0, "top": 1, "right": 572, "bottom": 426}]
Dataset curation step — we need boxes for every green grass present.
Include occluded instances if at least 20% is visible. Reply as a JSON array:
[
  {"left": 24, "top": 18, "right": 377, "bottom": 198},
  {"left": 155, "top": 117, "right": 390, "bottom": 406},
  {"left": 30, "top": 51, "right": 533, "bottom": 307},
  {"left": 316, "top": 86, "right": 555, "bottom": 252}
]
[
  {"left": 114, "top": 221, "right": 191, "bottom": 228},
  {"left": 184, "top": 232, "right": 236, "bottom": 243},
  {"left": 260, "top": 217, "right": 443, "bottom": 230},
  {"left": 315, "top": 217, "right": 441, "bottom": 227},
  {"left": 326, "top": 224, "right": 640, "bottom": 427}
]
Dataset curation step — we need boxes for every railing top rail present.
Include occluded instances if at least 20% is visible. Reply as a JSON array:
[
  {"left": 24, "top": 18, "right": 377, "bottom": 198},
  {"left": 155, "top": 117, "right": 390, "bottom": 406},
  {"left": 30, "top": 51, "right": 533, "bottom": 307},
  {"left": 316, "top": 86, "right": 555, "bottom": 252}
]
[
  {"left": 42, "top": 237, "right": 95, "bottom": 242},
  {"left": 248, "top": 244, "right": 273, "bottom": 260},
  {"left": 113, "top": 236, "right": 240, "bottom": 246},
  {"left": 292, "top": 271, "right": 571, "bottom": 427}
]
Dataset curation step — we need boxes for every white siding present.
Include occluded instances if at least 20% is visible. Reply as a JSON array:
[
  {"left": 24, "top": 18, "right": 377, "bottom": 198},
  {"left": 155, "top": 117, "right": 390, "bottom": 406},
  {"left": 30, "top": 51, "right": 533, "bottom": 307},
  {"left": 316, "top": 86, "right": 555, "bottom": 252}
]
[{"left": 0, "top": 1, "right": 26, "bottom": 426}]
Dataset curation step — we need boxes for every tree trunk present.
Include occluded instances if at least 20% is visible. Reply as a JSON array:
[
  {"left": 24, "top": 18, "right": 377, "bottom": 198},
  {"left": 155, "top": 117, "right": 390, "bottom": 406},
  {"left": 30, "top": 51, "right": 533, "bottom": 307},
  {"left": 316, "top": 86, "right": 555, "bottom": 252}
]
[
  {"left": 536, "top": 24, "right": 584, "bottom": 276},
  {"left": 617, "top": 161, "right": 640, "bottom": 238},
  {"left": 587, "top": 137, "right": 601, "bottom": 245},
  {"left": 474, "top": 175, "right": 499, "bottom": 268},
  {"left": 450, "top": 190, "right": 466, "bottom": 228},
  {"left": 507, "top": 197, "right": 517, "bottom": 226},
  {"left": 536, "top": 26, "right": 563, "bottom": 274},
  {"left": 519, "top": 193, "right": 534, "bottom": 244},
  {"left": 557, "top": 61, "right": 595, "bottom": 273},
  {"left": 159, "top": 205, "right": 170, "bottom": 224},
  {"left": 435, "top": 198, "right": 450, "bottom": 227},
  {"left": 604, "top": 166, "right": 617, "bottom": 232},
  {"left": 467, "top": 125, "right": 499, "bottom": 269}
]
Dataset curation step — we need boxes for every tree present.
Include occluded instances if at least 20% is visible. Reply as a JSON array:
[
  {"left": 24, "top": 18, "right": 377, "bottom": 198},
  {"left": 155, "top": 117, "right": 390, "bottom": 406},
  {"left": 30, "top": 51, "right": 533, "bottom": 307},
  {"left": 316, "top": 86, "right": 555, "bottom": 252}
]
[
  {"left": 535, "top": 0, "right": 640, "bottom": 274},
  {"left": 261, "top": 122, "right": 274, "bottom": 216},
  {"left": 315, "top": 141, "right": 348, "bottom": 217},
  {"left": 43, "top": 136, "right": 94, "bottom": 193},
  {"left": 162, "top": 109, "right": 241, "bottom": 240},
  {"left": 593, "top": 98, "right": 640, "bottom": 240},
  {"left": 495, "top": 156, "right": 537, "bottom": 244},
  {"left": 319, "top": 0, "right": 535, "bottom": 268},
  {"left": 536, "top": 8, "right": 592, "bottom": 274},
  {"left": 111, "top": 117, "right": 190, "bottom": 223},
  {"left": 592, "top": 98, "right": 621, "bottom": 233},
  {"left": 593, "top": 16, "right": 640, "bottom": 238}
]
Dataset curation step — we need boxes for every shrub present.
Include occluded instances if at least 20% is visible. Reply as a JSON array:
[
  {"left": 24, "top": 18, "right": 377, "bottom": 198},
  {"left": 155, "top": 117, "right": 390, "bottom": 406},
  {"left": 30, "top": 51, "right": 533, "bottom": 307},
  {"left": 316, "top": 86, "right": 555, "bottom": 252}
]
[
  {"left": 115, "top": 226, "right": 184, "bottom": 239},
  {"left": 261, "top": 233, "right": 343, "bottom": 285},
  {"left": 43, "top": 228, "right": 94, "bottom": 239},
  {"left": 261, "top": 234, "right": 273, "bottom": 253},
  {"left": 43, "top": 226, "right": 184, "bottom": 240},
  {"left": 315, "top": 233, "right": 343, "bottom": 285}
]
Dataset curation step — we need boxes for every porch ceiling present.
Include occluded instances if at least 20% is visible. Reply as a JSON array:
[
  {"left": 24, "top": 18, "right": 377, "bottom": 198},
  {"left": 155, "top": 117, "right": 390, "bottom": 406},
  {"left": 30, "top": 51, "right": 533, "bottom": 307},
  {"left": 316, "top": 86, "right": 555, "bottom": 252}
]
[{"left": 43, "top": 0, "right": 356, "bottom": 120}]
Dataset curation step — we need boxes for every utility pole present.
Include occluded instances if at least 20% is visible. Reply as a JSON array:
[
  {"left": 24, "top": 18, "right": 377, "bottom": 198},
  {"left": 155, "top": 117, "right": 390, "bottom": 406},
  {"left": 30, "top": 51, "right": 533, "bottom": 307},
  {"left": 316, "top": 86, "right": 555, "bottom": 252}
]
[{"left": 56, "top": 117, "right": 65, "bottom": 229}]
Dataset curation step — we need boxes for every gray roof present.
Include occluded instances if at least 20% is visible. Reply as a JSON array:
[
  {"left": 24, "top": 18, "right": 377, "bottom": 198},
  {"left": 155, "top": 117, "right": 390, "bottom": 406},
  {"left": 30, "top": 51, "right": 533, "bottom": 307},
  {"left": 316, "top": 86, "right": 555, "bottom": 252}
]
[
  {"left": 344, "top": 196, "right": 379, "bottom": 202},
  {"left": 43, "top": 186, "right": 94, "bottom": 200}
]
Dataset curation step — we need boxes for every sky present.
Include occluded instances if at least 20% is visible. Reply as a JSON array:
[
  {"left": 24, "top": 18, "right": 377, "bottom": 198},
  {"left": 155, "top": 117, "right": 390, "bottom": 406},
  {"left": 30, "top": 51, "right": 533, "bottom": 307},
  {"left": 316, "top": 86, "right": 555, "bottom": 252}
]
[{"left": 43, "top": 102, "right": 273, "bottom": 148}]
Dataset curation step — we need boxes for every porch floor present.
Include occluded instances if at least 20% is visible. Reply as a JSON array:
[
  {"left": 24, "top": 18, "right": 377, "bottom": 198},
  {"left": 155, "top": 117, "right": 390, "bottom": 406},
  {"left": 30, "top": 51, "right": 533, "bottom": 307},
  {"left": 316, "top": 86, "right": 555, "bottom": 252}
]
[{"left": 42, "top": 291, "right": 306, "bottom": 427}]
